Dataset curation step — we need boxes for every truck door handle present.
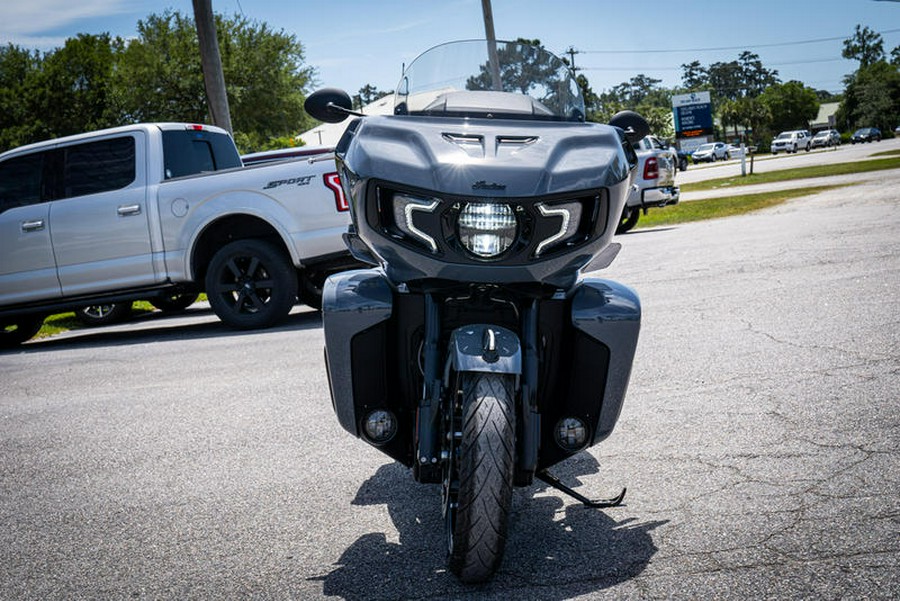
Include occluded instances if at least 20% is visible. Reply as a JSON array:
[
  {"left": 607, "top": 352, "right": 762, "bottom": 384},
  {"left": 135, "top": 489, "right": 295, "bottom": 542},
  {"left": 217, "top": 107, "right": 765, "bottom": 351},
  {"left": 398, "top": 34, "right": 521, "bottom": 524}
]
[
  {"left": 117, "top": 204, "right": 142, "bottom": 216},
  {"left": 21, "top": 219, "right": 45, "bottom": 232}
]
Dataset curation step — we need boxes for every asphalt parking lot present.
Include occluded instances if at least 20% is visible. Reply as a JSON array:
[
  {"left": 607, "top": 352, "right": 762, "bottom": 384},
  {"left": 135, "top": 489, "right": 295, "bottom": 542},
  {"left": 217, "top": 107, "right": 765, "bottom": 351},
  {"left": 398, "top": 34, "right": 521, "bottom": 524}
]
[{"left": 1, "top": 163, "right": 898, "bottom": 599}]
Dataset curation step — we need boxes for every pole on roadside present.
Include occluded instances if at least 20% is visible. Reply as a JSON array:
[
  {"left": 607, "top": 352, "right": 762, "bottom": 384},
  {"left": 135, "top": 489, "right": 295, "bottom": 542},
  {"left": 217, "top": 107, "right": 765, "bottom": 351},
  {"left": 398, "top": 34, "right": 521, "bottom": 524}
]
[
  {"left": 481, "top": 0, "right": 502, "bottom": 91},
  {"left": 193, "top": 0, "right": 233, "bottom": 134},
  {"left": 740, "top": 142, "right": 747, "bottom": 176}
]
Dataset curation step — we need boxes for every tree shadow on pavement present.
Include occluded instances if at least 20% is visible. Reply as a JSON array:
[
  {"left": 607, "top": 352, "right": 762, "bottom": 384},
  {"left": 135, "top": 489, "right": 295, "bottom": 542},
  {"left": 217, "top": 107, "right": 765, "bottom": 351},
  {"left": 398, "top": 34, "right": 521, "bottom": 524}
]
[{"left": 311, "top": 455, "right": 666, "bottom": 599}]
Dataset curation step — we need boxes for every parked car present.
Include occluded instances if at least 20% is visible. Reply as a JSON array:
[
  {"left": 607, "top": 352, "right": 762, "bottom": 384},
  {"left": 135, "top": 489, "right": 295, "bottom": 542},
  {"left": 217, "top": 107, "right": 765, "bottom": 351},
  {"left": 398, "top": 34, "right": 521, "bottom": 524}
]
[
  {"left": 851, "top": 128, "right": 882, "bottom": 143},
  {"left": 617, "top": 135, "right": 679, "bottom": 234},
  {"left": 691, "top": 142, "right": 728, "bottom": 162},
  {"left": 771, "top": 130, "right": 812, "bottom": 154},
  {"left": 810, "top": 129, "right": 841, "bottom": 148},
  {"left": 894, "top": 125, "right": 900, "bottom": 137}
]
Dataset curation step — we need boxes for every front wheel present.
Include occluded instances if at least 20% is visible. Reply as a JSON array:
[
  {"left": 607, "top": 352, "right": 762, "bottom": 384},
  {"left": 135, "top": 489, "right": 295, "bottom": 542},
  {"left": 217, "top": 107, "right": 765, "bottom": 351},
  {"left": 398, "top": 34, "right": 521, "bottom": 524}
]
[
  {"left": 444, "top": 372, "right": 516, "bottom": 583},
  {"left": 205, "top": 239, "right": 298, "bottom": 329},
  {"left": 616, "top": 205, "right": 640, "bottom": 234}
]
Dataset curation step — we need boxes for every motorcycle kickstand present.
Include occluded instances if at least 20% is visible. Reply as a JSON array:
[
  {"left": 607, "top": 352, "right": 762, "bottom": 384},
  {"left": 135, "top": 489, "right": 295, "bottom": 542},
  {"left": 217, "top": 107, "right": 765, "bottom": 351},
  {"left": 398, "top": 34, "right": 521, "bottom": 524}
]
[{"left": 536, "top": 470, "right": 626, "bottom": 508}]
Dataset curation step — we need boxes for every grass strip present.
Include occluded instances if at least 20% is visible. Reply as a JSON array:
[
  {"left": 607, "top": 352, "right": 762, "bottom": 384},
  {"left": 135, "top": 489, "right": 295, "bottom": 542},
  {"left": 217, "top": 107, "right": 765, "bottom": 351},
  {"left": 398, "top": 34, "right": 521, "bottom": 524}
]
[
  {"left": 681, "top": 157, "right": 900, "bottom": 193},
  {"left": 635, "top": 184, "right": 851, "bottom": 229}
]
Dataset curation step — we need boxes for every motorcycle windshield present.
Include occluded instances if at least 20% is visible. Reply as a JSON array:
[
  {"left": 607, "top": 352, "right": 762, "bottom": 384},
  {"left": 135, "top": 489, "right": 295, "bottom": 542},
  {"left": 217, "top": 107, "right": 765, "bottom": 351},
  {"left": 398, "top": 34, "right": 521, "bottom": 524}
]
[{"left": 394, "top": 39, "right": 585, "bottom": 122}]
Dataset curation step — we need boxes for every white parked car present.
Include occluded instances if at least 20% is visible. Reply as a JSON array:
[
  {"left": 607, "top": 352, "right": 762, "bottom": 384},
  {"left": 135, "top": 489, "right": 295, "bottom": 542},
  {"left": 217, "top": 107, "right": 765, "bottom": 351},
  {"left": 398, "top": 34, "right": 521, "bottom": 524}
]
[
  {"left": 771, "top": 130, "right": 812, "bottom": 154},
  {"left": 691, "top": 142, "right": 728, "bottom": 162}
]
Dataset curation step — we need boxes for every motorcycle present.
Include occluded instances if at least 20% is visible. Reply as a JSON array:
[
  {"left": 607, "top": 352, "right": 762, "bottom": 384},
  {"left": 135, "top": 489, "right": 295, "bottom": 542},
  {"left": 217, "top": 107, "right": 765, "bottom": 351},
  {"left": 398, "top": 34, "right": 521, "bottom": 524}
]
[{"left": 305, "top": 39, "right": 646, "bottom": 583}]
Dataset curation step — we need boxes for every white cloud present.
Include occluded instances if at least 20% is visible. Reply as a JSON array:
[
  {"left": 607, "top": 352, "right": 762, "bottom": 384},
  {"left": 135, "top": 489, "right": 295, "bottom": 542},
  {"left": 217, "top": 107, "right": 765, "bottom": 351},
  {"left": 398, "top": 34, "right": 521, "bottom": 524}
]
[{"left": 0, "top": 0, "right": 138, "bottom": 49}]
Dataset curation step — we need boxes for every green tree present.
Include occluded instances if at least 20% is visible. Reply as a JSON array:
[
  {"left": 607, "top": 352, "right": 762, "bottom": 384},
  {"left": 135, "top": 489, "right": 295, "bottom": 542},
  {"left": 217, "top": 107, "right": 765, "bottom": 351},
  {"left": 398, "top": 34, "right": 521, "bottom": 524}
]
[
  {"left": 33, "top": 33, "right": 122, "bottom": 138},
  {"left": 115, "top": 10, "right": 314, "bottom": 152},
  {"left": 758, "top": 81, "right": 819, "bottom": 133},
  {"left": 0, "top": 44, "right": 44, "bottom": 151},
  {"left": 116, "top": 11, "right": 207, "bottom": 123},
  {"left": 680, "top": 60, "right": 707, "bottom": 90},
  {"left": 836, "top": 61, "right": 900, "bottom": 132},
  {"left": 842, "top": 25, "right": 885, "bottom": 68}
]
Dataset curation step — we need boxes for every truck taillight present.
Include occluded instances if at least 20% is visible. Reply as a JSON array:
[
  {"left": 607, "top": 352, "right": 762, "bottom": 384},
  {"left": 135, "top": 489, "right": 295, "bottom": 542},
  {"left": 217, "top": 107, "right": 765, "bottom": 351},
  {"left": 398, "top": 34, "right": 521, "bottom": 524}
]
[
  {"left": 186, "top": 124, "right": 205, "bottom": 131},
  {"left": 643, "top": 157, "right": 659, "bottom": 180},
  {"left": 324, "top": 172, "right": 349, "bottom": 212}
]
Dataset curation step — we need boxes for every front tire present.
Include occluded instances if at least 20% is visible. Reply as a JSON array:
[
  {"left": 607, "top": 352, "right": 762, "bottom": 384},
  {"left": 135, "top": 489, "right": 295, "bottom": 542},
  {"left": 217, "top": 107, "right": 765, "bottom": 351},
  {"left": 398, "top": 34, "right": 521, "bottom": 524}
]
[
  {"left": 444, "top": 372, "right": 516, "bottom": 583},
  {"left": 205, "top": 239, "right": 298, "bottom": 329}
]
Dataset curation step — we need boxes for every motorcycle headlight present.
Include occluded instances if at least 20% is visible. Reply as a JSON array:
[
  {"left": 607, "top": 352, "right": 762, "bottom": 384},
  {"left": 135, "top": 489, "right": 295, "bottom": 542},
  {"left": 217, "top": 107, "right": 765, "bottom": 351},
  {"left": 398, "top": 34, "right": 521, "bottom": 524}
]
[
  {"left": 392, "top": 192, "right": 441, "bottom": 253},
  {"left": 457, "top": 202, "right": 517, "bottom": 258}
]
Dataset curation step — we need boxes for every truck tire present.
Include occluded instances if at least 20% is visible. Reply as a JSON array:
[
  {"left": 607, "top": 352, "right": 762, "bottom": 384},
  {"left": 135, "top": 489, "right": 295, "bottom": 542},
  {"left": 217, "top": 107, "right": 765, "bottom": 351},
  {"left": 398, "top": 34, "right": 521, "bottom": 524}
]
[
  {"left": 445, "top": 372, "right": 515, "bottom": 583},
  {"left": 205, "top": 239, "right": 298, "bottom": 330},
  {"left": 74, "top": 303, "right": 133, "bottom": 326},
  {"left": 616, "top": 206, "right": 640, "bottom": 234},
  {"left": 1, "top": 316, "right": 44, "bottom": 348}
]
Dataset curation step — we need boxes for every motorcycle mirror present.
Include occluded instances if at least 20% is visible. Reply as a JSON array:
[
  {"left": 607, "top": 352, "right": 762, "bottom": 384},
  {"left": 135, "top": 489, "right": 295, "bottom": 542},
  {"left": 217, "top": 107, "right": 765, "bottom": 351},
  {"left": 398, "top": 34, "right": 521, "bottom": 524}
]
[
  {"left": 305, "top": 88, "right": 356, "bottom": 123},
  {"left": 609, "top": 110, "right": 650, "bottom": 144}
]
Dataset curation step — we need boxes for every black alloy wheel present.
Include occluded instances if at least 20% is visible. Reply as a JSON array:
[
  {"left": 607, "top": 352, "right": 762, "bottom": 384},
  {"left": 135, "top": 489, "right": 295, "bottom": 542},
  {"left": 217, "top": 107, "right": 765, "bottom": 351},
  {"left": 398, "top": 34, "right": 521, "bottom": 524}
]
[{"left": 205, "top": 238, "right": 297, "bottom": 329}]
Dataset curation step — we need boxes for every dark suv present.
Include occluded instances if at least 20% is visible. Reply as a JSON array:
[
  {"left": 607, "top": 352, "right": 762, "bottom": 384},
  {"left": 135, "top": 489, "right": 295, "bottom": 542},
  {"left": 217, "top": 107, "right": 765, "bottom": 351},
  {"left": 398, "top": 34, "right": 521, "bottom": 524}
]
[{"left": 851, "top": 128, "right": 882, "bottom": 143}]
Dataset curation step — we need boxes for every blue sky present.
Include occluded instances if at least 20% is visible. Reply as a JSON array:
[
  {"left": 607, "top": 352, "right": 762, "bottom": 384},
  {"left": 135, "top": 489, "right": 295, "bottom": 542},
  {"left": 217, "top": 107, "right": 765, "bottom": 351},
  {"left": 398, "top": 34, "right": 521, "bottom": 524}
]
[{"left": 2, "top": 0, "right": 898, "bottom": 96}]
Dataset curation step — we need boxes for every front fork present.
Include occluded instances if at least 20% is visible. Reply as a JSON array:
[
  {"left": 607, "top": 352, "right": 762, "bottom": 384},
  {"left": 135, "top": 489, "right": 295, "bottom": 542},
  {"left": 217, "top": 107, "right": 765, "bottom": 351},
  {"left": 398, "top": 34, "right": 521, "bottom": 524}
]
[{"left": 414, "top": 294, "right": 539, "bottom": 485}]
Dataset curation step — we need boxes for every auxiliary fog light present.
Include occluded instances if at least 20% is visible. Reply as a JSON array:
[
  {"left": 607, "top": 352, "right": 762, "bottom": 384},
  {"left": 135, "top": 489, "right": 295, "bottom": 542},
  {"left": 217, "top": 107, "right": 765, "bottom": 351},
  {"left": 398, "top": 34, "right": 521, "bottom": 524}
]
[
  {"left": 362, "top": 410, "right": 398, "bottom": 445},
  {"left": 555, "top": 417, "right": 588, "bottom": 451},
  {"left": 458, "top": 202, "right": 517, "bottom": 258}
]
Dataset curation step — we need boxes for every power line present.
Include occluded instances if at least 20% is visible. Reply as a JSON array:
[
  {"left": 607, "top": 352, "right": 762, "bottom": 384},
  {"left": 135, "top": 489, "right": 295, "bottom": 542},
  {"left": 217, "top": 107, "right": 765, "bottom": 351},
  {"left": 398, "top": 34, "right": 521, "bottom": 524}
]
[
  {"left": 573, "top": 27, "right": 900, "bottom": 55},
  {"left": 579, "top": 57, "right": 847, "bottom": 72}
]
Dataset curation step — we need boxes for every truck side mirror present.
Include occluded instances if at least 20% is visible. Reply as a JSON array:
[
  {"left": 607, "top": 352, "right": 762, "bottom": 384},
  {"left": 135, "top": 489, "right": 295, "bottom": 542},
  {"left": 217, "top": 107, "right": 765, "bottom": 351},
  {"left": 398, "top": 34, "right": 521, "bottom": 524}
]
[{"left": 305, "top": 88, "right": 354, "bottom": 123}]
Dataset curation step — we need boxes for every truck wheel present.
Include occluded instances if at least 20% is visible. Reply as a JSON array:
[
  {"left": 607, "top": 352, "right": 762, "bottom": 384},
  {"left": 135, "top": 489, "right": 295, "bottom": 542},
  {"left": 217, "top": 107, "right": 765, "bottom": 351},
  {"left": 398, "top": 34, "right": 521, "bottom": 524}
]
[
  {"left": 616, "top": 206, "right": 640, "bottom": 234},
  {"left": 445, "top": 372, "right": 515, "bottom": 583},
  {"left": 74, "top": 303, "right": 133, "bottom": 326},
  {"left": 1, "top": 316, "right": 44, "bottom": 348},
  {"left": 150, "top": 292, "right": 199, "bottom": 313},
  {"left": 205, "top": 239, "right": 297, "bottom": 329}
]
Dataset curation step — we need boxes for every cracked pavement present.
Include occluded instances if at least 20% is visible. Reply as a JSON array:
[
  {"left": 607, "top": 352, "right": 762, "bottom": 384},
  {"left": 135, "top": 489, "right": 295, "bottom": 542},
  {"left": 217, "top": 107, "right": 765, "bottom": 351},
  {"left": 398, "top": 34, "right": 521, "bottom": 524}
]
[{"left": 0, "top": 167, "right": 898, "bottom": 599}]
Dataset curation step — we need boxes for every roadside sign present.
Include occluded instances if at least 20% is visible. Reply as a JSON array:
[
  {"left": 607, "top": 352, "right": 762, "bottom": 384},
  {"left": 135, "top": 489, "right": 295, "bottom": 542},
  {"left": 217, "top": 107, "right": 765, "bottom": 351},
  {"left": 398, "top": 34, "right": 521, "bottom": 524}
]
[{"left": 673, "top": 91, "right": 713, "bottom": 139}]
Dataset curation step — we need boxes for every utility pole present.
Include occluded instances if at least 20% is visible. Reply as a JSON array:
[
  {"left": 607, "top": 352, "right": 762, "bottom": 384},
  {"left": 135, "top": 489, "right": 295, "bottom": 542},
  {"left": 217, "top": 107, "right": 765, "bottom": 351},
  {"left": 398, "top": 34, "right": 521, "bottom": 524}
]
[
  {"left": 481, "top": 0, "right": 502, "bottom": 91},
  {"left": 565, "top": 46, "right": 579, "bottom": 71},
  {"left": 192, "top": 0, "right": 232, "bottom": 134}
]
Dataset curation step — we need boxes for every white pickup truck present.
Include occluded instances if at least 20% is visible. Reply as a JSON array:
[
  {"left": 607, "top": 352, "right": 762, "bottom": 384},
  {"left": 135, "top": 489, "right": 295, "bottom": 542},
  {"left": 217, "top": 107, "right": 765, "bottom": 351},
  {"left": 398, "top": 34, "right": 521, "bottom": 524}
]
[
  {"left": 616, "top": 134, "right": 680, "bottom": 234},
  {"left": 0, "top": 122, "right": 359, "bottom": 347}
]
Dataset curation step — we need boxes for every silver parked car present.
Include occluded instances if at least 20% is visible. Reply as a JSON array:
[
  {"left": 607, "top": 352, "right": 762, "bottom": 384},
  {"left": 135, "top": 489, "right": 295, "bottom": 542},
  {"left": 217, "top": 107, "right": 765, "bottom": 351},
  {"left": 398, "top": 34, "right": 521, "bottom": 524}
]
[
  {"left": 691, "top": 142, "right": 728, "bottom": 162},
  {"left": 810, "top": 129, "right": 841, "bottom": 148}
]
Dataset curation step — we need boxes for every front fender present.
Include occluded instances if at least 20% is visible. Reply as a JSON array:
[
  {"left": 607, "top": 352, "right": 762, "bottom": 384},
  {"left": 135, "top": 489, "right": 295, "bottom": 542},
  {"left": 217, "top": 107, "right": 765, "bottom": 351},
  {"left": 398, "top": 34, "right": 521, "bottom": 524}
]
[{"left": 449, "top": 324, "right": 522, "bottom": 375}]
